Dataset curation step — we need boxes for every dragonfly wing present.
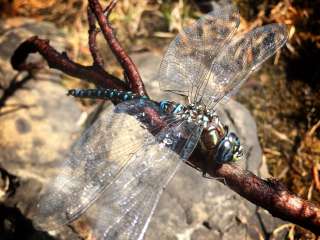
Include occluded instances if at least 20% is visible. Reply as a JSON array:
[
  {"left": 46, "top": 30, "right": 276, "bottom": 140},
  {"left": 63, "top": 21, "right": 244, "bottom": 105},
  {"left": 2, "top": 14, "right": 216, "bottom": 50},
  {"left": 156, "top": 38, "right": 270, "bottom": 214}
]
[
  {"left": 89, "top": 119, "right": 203, "bottom": 240},
  {"left": 33, "top": 99, "right": 165, "bottom": 229},
  {"left": 157, "top": 4, "right": 239, "bottom": 99},
  {"left": 195, "top": 23, "right": 288, "bottom": 108}
]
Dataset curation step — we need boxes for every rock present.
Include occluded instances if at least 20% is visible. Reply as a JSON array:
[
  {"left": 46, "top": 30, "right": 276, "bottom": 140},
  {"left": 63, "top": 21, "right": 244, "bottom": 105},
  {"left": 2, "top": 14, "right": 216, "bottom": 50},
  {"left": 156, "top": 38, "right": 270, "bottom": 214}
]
[
  {"left": 0, "top": 18, "right": 67, "bottom": 91},
  {"left": 0, "top": 19, "right": 83, "bottom": 239}
]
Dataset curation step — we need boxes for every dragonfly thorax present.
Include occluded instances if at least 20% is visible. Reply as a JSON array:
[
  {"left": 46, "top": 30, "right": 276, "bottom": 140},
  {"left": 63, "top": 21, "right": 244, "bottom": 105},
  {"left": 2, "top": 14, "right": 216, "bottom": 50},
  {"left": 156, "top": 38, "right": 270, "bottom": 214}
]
[
  {"left": 178, "top": 104, "right": 219, "bottom": 129},
  {"left": 159, "top": 100, "right": 222, "bottom": 129}
]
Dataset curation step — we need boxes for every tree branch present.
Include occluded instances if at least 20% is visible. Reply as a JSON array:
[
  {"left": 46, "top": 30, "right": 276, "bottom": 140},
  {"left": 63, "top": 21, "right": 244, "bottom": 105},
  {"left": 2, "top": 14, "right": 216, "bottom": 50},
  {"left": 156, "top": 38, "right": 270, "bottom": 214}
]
[
  {"left": 187, "top": 151, "right": 320, "bottom": 235},
  {"left": 11, "top": 36, "right": 127, "bottom": 90},
  {"left": 89, "top": 0, "right": 147, "bottom": 97},
  {"left": 87, "top": 5, "right": 105, "bottom": 68}
]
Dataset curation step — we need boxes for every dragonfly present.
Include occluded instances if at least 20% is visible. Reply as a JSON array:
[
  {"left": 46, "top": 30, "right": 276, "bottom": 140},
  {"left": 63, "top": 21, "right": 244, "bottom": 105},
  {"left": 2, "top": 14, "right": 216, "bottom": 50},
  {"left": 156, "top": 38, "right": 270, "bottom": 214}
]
[{"left": 32, "top": 4, "right": 288, "bottom": 240}]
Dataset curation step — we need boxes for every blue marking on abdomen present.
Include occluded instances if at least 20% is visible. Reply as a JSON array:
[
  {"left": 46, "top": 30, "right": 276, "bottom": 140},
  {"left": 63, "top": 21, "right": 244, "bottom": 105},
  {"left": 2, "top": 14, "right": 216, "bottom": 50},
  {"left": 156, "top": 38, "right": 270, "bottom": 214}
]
[
  {"left": 67, "top": 88, "right": 146, "bottom": 102},
  {"left": 159, "top": 100, "right": 169, "bottom": 112}
]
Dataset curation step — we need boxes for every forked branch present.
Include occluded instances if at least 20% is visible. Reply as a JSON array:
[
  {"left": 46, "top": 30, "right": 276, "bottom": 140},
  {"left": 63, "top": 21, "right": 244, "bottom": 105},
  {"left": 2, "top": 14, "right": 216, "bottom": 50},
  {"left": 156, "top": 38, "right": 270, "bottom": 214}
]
[
  {"left": 89, "top": 0, "right": 147, "bottom": 96},
  {"left": 9, "top": 0, "right": 320, "bottom": 236}
]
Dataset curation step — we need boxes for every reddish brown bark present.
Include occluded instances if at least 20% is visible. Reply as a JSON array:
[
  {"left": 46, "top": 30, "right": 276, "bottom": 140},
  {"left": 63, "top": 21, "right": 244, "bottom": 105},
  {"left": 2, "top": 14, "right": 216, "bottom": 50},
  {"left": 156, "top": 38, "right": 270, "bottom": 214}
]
[
  {"left": 87, "top": 5, "right": 105, "bottom": 68},
  {"left": 211, "top": 163, "right": 320, "bottom": 235},
  {"left": 11, "top": 36, "right": 126, "bottom": 90}
]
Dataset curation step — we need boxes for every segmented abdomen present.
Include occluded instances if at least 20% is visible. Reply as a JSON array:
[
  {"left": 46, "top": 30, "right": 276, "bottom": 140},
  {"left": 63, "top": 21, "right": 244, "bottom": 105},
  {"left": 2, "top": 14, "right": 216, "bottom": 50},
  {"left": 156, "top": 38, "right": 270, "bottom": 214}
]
[{"left": 67, "top": 89, "right": 147, "bottom": 102}]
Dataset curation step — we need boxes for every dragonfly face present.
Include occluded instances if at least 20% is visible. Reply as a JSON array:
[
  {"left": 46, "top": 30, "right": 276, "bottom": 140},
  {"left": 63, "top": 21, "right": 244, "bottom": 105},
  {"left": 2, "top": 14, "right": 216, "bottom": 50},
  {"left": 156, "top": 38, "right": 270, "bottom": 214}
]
[{"left": 35, "top": 4, "right": 288, "bottom": 240}]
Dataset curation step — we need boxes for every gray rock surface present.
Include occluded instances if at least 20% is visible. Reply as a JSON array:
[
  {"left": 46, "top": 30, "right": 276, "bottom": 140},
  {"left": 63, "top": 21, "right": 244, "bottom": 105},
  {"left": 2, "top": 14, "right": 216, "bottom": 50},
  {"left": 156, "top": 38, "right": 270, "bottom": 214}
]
[
  {"left": 0, "top": 20, "right": 83, "bottom": 240},
  {"left": 0, "top": 18, "right": 67, "bottom": 90}
]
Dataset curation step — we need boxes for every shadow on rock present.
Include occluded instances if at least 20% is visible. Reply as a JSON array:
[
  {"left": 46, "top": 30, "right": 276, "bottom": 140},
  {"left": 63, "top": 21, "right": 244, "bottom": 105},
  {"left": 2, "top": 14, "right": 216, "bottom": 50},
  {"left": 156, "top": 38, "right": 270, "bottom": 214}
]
[{"left": 0, "top": 204, "right": 54, "bottom": 240}]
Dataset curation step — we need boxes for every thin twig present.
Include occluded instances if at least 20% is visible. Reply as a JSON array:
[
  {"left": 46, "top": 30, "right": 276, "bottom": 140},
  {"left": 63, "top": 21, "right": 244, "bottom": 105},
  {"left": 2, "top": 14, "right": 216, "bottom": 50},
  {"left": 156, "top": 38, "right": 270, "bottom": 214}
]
[
  {"left": 103, "top": 0, "right": 117, "bottom": 17},
  {"left": 89, "top": 0, "right": 147, "bottom": 96},
  {"left": 87, "top": 6, "right": 105, "bottom": 68},
  {"left": 312, "top": 162, "right": 320, "bottom": 192}
]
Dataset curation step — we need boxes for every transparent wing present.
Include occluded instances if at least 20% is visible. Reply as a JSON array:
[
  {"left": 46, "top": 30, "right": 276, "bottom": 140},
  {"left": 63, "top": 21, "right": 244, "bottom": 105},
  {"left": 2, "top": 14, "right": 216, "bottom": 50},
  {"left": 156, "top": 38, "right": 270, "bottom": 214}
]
[
  {"left": 87, "top": 119, "right": 203, "bottom": 240},
  {"left": 195, "top": 23, "right": 288, "bottom": 108},
  {"left": 32, "top": 98, "right": 167, "bottom": 229},
  {"left": 157, "top": 4, "right": 240, "bottom": 101}
]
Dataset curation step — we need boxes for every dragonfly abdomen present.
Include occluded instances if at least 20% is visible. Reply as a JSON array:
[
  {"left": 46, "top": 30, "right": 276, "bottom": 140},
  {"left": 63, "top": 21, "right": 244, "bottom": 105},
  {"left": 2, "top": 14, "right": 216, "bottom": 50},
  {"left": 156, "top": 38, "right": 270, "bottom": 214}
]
[{"left": 67, "top": 89, "right": 147, "bottom": 102}]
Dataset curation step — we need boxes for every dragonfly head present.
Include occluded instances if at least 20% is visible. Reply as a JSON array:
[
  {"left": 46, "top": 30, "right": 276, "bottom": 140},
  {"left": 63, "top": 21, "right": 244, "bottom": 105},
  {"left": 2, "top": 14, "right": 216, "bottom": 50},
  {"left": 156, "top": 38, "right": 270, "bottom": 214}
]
[{"left": 215, "top": 132, "right": 243, "bottom": 164}]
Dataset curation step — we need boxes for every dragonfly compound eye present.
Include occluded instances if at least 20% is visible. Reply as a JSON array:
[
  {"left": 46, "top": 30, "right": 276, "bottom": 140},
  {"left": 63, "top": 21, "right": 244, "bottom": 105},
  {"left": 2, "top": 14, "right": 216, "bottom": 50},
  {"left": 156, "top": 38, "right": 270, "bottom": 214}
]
[
  {"left": 215, "top": 132, "right": 242, "bottom": 164},
  {"left": 227, "top": 132, "right": 240, "bottom": 152},
  {"left": 215, "top": 139, "right": 233, "bottom": 163}
]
